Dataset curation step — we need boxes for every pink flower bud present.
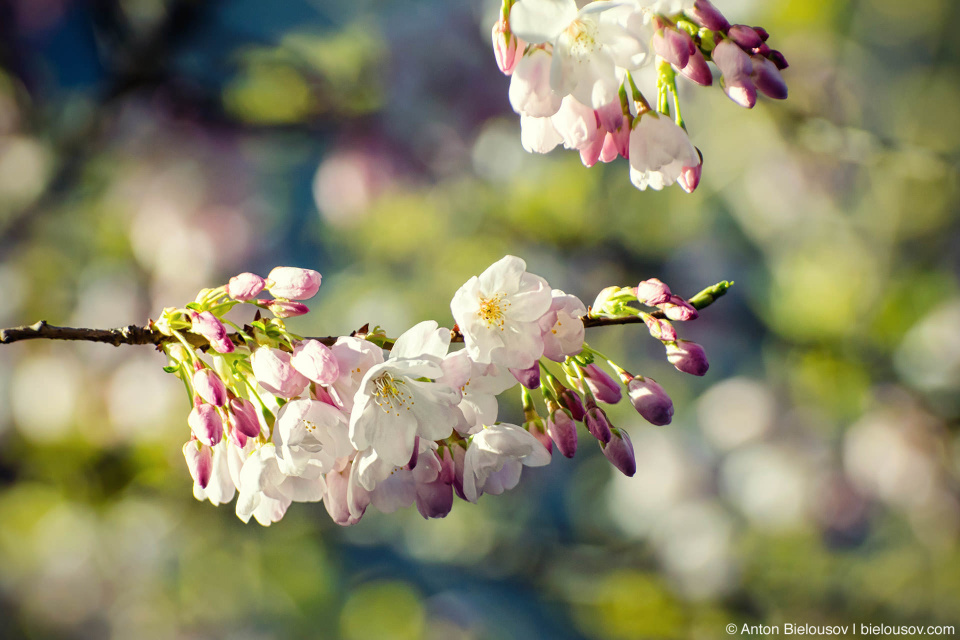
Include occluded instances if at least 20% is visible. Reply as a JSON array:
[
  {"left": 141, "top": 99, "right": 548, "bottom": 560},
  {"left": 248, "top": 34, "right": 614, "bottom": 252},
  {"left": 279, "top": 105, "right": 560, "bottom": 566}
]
[
  {"left": 601, "top": 428, "right": 636, "bottom": 477},
  {"left": 290, "top": 339, "right": 339, "bottom": 385},
  {"left": 627, "top": 377, "right": 674, "bottom": 425},
  {"left": 751, "top": 55, "right": 788, "bottom": 100},
  {"left": 227, "top": 397, "right": 261, "bottom": 438},
  {"left": 193, "top": 368, "right": 227, "bottom": 406},
  {"left": 581, "top": 364, "right": 622, "bottom": 404},
  {"left": 728, "top": 25, "right": 763, "bottom": 50},
  {"left": 324, "top": 467, "right": 362, "bottom": 526},
  {"left": 653, "top": 28, "right": 694, "bottom": 69},
  {"left": 585, "top": 407, "right": 612, "bottom": 443},
  {"left": 492, "top": 17, "right": 525, "bottom": 75},
  {"left": 547, "top": 408, "right": 578, "bottom": 458},
  {"left": 190, "top": 311, "right": 234, "bottom": 353},
  {"left": 510, "top": 363, "right": 541, "bottom": 389},
  {"left": 265, "top": 266, "right": 322, "bottom": 300},
  {"left": 661, "top": 295, "right": 699, "bottom": 321},
  {"left": 559, "top": 388, "right": 586, "bottom": 421},
  {"left": 753, "top": 26, "right": 770, "bottom": 42},
  {"left": 183, "top": 440, "right": 213, "bottom": 488},
  {"left": 678, "top": 150, "right": 703, "bottom": 194},
  {"left": 679, "top": 47, "right": 713, "bottom": 86},
  {"left": 188, "top": 403, "right": 223, "bottom": 446},
  {"left": 228, "top": 425, "right": 247, "bottom": 448},
  {"left": 599, "top": 131, "right": 623, "bottom": 163},
  {"left": 416, "top": 480, "right": 454, "bottom": 519},
  {"left": 644, "top": 314, "right": 678, "bottom": 342},
  {"left": 636, "top": 278, "right": 672, "bottom": 306},
  {"left": 226, "top": 272, "right": 265, "bottom": 301},
  {"left": 526, "top": 418, "right": 553, "bottom": 454},
  {"left": 665, "top": 340, "right": 709, "bottom": 376},
  {"left": 713, "top": 40, "right": 757, "bottom": 108},
  {"left": 687, "top": 0, "right": 730, "bottom": 32},
  {"left": 264, "top": 299, "right": 310, "bottom": 318},
  {"left": 438, "top": 448, "right": 457, "bottom": 484},
  {"left": 250, "top": 347, "right": 310, "bottom": 398}
]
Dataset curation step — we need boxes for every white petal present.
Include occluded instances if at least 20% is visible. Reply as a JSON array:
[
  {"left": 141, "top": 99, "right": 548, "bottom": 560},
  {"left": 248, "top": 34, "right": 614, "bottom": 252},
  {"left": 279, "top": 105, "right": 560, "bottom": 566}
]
[
  {"left": 520, "top": 115, "right": 563, "bottom": 153},
  {"left": 509, "top": 51, "right": 563, "bottom": 117},
  {"left": 509, "top": 0, "right": 578, "bottom": 44},
  {"left": 390, "top": 320, "right": 450, "bottom": 361}
]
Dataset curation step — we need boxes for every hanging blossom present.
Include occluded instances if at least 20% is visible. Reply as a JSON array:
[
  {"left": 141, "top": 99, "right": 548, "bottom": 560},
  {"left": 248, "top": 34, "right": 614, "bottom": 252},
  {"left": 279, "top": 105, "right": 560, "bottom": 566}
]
[
  {"left": 494, "top": 0, "right": 789, "bottom": 192},
  {"left": 157, "top": 257, "right": 731, "bottom": 527}
]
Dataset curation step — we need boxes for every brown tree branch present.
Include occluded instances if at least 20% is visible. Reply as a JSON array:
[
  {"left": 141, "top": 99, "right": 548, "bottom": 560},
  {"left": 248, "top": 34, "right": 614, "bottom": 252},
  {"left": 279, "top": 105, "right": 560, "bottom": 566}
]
[{"left": 0, "top": 281, "right": 732, "bottom": 349}]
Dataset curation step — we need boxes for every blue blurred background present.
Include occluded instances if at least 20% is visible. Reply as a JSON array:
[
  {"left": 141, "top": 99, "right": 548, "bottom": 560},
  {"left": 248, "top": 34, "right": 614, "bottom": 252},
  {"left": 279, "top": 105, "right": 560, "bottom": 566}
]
[{"left": 1, "top": 0, "right": 959, "bottom": 638}]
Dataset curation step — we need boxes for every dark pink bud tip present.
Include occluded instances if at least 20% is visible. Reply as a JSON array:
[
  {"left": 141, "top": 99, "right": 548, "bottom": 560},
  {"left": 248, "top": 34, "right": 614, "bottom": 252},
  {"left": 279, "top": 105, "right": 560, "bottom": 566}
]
[
  {"left": 560, "top": 388, "right": 586, "bottom": 421},
  {"left": 585, "top": 407, "right": 612, "bottom": 444},
  {"left": 753, "top": 26, "right": 770, "bottom": 42},
  {"left": 728, "top": 25, "right": 763, "bottom": 50},
  {"left": 526, "top": 419, "right": 553, "bottom": 454},
  {"left": 678, "top": 148, "right": 703, "bottom": 194},
  {"left": 582, "top": 364, "right": 622, "bottom": 404},
  {"left": 768, "top": 50, "right": 789, "bottom": 70},
  {"left": 752, "top": 56, "right": 788, "bottom": 100},
  {"left": 602, "top": 428, "right": 636, "bottom": 477},
  {"left": 680, "top": 48, "right": 713, "bottom": 86},
  {"left": 688, "top": 0, "right": 730, "bottom": 32},
  {"left": 510, "top": 363, "right": 541, "bottom": 389},
  {"left": 636, "top": 278, "right": 672, "bottom": 306},
  {"left": 547, "top": 409, "right": 578, "bottom": 458}
]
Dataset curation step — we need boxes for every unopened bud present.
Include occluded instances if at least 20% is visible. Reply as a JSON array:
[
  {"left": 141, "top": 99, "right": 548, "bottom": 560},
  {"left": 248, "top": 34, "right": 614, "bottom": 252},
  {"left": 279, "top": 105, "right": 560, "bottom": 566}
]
[
  {"left": 183, "top": 440, "right": 213, "bottom": 488},
  {"left": 250, "top": 347, "right": 310, "bottom": 398},
  {"left": 581, "top": 363, "right": 622, "bottom": 404},
  {"left": 753, "top": 26, "right": 770, "bottom": 41},
  {"left": 687, "top": 0, "right": 730, "bottom": 32},
  {"left": 228, "top": 397, "right": 262, "bottom": 438},
  {"left": 767, "top": 49, "right": 789, "bottom": 70},
  {"left": 751, "top": 55, "right": 788, "bottom": 100},
  {"left": 547, "top": 407, "right": 578, "bottom": 458},
  {"left": 627, "top": 376, "right": 674, "bottom": 425},
  {"left": 188, "top": 402, "right": 223, "bottom": 446},
  {"left": 678, "top": 149, "right": 703, "bottom": 194},
  {"left": 291, "top": 339, "right": 339, "bottom": 385},
  {"left": 679, "top": 47, "right": 713, "bottom": 86},
  {"left": 265, "top": 267, "right": 322, "bottom": 300},
  {"left": 643, "top": 314, "right": 678, "bottom": 342},
  {"left": 636, "top": 278, "right": 672, "bottom": 306},
  {"left": 585, "top": 406, "right": 612, "bottom": 443},
  {"left": 193, "top": 368, "right": 227, "bottom": 407},
  {"left": 665, "top": 340, "right": 709, "bottom": 376},
  {"left": 713, "top": 40, "right": 757, "bottom": 108},
  {"left": 653, "top": 28, "right": 694, "bottom": 69},
  {"left": 559, "top": 388, "right": 586, "bottom": 421},
  {"left": 492, "top": 17, "right": 525, "bottom": 75},
  {"left": 727, "top": 24, "right": 763, "bottom": 50},
  {"left": 190, "top": 311, "right": 234, "bottom": 353},
  {"left": 525, "top": 418, "right": 553, "bottom": 454},
  {"left": 264, "top": 299, "right": 310, "bottom": 318},
  {"left": 226, "top": 272, "right": 265, "bottom": 301},
  {"left": 661, "top": 295, "right": 699, "bottom": 321},
  {"left": 510, "top": 362, "right": 541, "bottom": 389},
  {"left": 601, "top": 427, "right": 636, "bottom": 477}
]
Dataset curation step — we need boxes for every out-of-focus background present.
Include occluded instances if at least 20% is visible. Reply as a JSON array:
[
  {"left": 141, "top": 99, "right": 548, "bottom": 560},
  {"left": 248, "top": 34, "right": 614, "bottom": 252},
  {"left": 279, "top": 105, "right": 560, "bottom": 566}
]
[{"left": 0, "top": 0, "right": 958, "bottom": 638}]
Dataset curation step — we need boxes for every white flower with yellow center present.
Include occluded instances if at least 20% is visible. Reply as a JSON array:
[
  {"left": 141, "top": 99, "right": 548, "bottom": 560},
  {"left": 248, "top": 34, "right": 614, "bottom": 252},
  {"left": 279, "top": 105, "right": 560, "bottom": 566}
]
[
  {"left": 451, "top": 255, "right": 553, "bottom": 369},
  {"left": 348, "top": 321, "right": 461, "bottom": 467},
  {"left": 509, "top": 0, "right": 651, "bottom": 109}
]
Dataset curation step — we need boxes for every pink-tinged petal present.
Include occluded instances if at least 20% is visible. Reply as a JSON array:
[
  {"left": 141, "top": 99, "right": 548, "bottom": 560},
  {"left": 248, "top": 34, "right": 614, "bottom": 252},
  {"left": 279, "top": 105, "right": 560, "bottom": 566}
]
[
  {"left": 264, "top": 299, "right": 310, "bottom": 318},
  {"left": 520, "top": 115, "right": 563, "bottom": 153},
  {"left": 727, "top": 25, "right": 763, "bottom": 50},
  {"left": 509, "top": 0, "right": 578, "bottom": 44},
  {"left": 653, "top": 28, "right": 690, "bottom": 69},
  {"left": 193, "top": 369, "right": 227, "bottom": 406},
  {"left": 580, "top": 133, "right": 605, "bottom": 167},
  {"left": 644, "top": 314, "right": 678, "bottom": 342},
  {"left": 509, "top": 51, "right": 562, "bottom": 117},
  {"left": 661, "top": 295, "right": 699, "bottom": 321},
  {"left": 509, "top": 362, "right": 542, "bottom": 389},
  {"left": 324, "top": 467, "right": 360, "bottom": 526},
  {"left": 678, "top": 149, "right": 703, "bottom": 194},
  {"left": 713, "top": 40, "right": 756, "bottom": 108},
  {"left": 265, "top": 266, "right": 322, "bottom": 300},
  {"left": 477, "top": 255, "right": 526, "bottom": 296},
  {"left": 601, "top": 428, "right": 636, "bottom": 476},
  {"left": 227, "top": 272, "right": 265, "bottom": 301},
  {"left": 188, "top": 403, "right": 223, "bottom": 446},
  {"left": 526, "top": 418, "right": 553, "bottom": 454},
  {"left": 665, "top": 340, "right": 709, "bottom": 376},
  {"left": 559, "top": 388, "right": 586, "bottom": 421},
  {"left": 551, "top": 96, "right": 600, "bottom": 150},
  {"left": 291, "top": 339, "right": 340, "bottom": 385},
  {"left": 627, "top": 377, "right": 674, "bottom": 425}
]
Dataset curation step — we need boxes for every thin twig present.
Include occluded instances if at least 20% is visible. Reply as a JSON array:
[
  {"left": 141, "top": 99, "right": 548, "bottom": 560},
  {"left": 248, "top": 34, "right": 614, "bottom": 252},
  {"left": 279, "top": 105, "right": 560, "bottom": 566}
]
[{"left": 0, "top": 281, "right": 732, "bottom": 349}]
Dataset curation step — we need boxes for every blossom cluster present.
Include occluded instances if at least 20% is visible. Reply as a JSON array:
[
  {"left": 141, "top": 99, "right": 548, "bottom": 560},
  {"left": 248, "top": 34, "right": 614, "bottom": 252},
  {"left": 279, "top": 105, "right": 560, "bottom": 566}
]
[
  {"left": 492, "top": 0, "right": 788, "bottom": 191},
  {"left": 156, "top": 256, "right": 721, "bottom": 526}
]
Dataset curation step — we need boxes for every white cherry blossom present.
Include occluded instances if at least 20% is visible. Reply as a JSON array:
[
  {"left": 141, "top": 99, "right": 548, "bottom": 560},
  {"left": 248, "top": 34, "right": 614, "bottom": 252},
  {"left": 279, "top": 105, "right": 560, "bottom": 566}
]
[
  {"left": 273, "top": 398, "right": 352, "bottom": 478},
  {"left": 235, "top": 444, "right": 326, "bottom": 526},
  {"left": 348, "top": 321, "right": 461, "bottom": 467},
  {"left": 450, "top": 255, "right": 552, "bottom": 369},
  {"left": 628, "top": 112, "right": 699, "bottom": 190},
  {"left": 439, "top": 350, "right": 518, "bottom": 435},
  {"left": 462, "top": 423, "right": 552, "bottom": 503},
  {"left": 539, "top": 289, "right": 587, "bottom": 362}
]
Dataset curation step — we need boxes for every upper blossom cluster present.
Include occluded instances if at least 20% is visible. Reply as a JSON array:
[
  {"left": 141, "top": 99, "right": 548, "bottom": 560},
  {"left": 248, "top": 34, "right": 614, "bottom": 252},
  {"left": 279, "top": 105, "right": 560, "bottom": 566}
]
[{"left": 492, "top": 0, "right": 788, "bottom": 192}]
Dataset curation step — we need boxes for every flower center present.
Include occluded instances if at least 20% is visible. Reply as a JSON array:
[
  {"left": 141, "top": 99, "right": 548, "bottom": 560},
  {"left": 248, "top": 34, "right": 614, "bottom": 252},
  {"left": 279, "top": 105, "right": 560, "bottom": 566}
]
[
  {"left": 478, "top": 293, "right": 510, "bottom": 330},
  {"left": 372, "top": 372, "right": 414, "bottom": 417},
  {"left": 565, "top": 17, "right": 599, "bottom": 57}
]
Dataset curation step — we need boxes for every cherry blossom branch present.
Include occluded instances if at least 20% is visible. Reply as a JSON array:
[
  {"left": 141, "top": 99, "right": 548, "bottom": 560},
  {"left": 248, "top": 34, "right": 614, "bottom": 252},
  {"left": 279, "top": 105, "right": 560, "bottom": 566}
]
[{"left": 0, "top": 281, "right": 731, "bottom": 348}]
